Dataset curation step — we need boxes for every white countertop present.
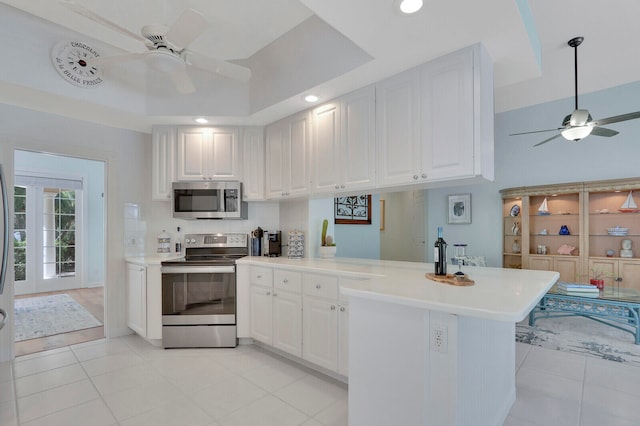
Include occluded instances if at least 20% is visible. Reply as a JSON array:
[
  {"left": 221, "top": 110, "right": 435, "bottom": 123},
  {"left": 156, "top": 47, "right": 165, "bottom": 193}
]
[
  {"left": 125, "top": 255, "right": 184, "bottom": 266},
  {"left": 237, "top": 256, "right": 559, "bottom": 322}
]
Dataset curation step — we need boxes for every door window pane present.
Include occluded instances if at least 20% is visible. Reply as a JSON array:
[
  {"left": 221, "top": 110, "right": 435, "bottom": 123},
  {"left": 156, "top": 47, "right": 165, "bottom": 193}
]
[{"left": 13, "top": 186, "right": 27, "bottom": 281}]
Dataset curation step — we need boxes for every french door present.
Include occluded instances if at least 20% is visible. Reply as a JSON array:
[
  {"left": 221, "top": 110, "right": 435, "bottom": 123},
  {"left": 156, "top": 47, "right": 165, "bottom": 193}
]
[{"left": 14, "top": 174, "right": 83, "bottom": 295}]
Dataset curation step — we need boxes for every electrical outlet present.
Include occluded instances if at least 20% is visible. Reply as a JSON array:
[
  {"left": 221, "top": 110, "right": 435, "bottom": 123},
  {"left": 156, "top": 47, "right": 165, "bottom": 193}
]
[{"left": 431, "top": 323, "right": 448, "bottom": 353}]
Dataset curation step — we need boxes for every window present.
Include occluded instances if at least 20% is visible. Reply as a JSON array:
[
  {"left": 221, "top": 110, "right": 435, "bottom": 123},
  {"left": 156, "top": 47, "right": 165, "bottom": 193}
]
[{"left": 14, "top": 173, "right": 83, "bottom": 294}]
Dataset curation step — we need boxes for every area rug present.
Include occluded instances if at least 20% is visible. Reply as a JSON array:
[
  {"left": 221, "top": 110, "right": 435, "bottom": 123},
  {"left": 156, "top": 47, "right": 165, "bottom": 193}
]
[
  {"left": 516, "top": 315, "right": 640, "bottom": 367},
  {"left": 14, "top": 294, "right": 102, "bottom": 341}
]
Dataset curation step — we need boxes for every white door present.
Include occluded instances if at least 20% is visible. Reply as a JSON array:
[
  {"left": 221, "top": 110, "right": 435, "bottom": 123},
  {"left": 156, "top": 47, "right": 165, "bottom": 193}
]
[
  {"left": 287, "top": 112, "right": 310, "bottom": 196},
  {"left": 265, "top": 122, "right": 287, "bottom": 199},
  {"left": 14, "top": 173, "right": 84, "bottom": 295},
  {"left": 250, "top": 285, "right": 273, "bottom": 344},
  {"left": 341, "top": 87, "right": 376, "bottom": 191},
  {"left": 272, "top": 290, "right": 302, "bottom": 357},
  {"left": 302, "top": 296, "right": 338, "bottom": 371},
  {"left": 209, "top": 127, "right": 240, "bottom": 179},
  {"left": 176, "top": 127, "right": 209, "bottom": 180},
  {"left": 311, "top": 102, "right": 340, "bottom": 193},
  {"left": 126, "top": 263, "right": 146, "bottom": 336}
]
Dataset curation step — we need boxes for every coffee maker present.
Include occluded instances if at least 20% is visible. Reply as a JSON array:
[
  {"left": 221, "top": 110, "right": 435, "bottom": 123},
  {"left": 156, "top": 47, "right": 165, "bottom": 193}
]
[{"left": 264, "top": 231, "right": 281, "bottom": 257}]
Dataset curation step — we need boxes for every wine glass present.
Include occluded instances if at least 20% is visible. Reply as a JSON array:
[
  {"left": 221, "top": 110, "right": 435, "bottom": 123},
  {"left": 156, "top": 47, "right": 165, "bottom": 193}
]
[{"left": 453, "top": 244, "right": 467, "bottom": 276}]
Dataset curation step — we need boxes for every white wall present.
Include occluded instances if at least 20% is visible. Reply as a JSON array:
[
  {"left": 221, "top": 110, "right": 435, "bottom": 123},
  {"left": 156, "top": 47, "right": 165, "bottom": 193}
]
[
  {"left": 0, "top": 104, "right": 150, "bottom": 361},
  {"left": 426, "top": 80, "right": 640, "bottom": 267}
]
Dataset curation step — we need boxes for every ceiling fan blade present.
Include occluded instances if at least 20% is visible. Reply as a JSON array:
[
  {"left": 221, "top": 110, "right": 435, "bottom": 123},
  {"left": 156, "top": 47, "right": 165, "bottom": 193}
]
[
  {"left": 510, "top": 128, "right": 562, "bottom": 136},
  {"left": 188, "top": 53, "right": 251, "bottom": 81},
  {"left": 533, "top": 133, "right": 562, "bottom": 147},
  {"left": 88, "top": 52, "right": 147, "bottom": 67},
  {"left": 592, "top": 111, "right": 640, "bottom": 127},
  {"left": 169, "top": 71, "right": 196, "bottom": 94},
  {"left": 590, "top": 126, "right": 619, "bottom": 137},
  {"left": 165, "top": 8, "right": 209, "bottom": 50},
  {"left": 60, "top": 1, "right": 147, "bottom": 44}
]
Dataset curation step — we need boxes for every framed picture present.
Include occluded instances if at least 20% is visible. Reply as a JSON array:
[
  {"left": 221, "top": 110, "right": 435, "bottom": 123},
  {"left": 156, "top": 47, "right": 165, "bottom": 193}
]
[
  {"left": 448, "top": 193, "right": 471, "bottom": 224},
  {"left": 335, "top": 195, "right": 372, "bottom": 224}
]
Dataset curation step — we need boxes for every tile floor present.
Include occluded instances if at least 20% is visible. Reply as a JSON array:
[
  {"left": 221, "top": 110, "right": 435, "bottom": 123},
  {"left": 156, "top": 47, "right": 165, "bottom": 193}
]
[{"left": 1, "top": 335, "right": 640, "bottom": 425}]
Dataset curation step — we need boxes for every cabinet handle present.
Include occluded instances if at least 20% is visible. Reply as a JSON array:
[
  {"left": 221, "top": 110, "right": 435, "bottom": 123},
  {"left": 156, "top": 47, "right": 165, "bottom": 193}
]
[
  {"left": 331, "top": 305, "right": 336, "bottom": 310},
  {"left": 340, "top": 185, "right": 345, "bottom": 189},
  {"left": 266, "top": 291, "right": 271, "bottom": 296},
  {"left": 257, "top": 275, "right": 262, "bottom": 279},
  {"left": 421, "top": 173, "right": 427, "bottom": 179},
  {"left": 413, "top": 175, "right": 419, "bottom": 180},
  {"left": 335, "top": 185, "right": 340, "bottom": 189},
  {"left": 316, "top": 284, "right": 321, "bottom": 289},
  {"left": 283, "top": 279, "right": 288, "bottom": 283},
  {"left": 340, "top": 306, "right": 345, "bottom": 312}
]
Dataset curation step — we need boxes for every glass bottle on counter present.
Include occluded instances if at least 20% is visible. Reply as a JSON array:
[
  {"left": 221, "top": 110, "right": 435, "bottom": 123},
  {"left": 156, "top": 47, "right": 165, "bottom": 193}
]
[
  {"left": 175, "top": 226, "right": 182, "bottom": 255},
  {"left": 434, "top": 227, "right": 447, "bottom": 276}
]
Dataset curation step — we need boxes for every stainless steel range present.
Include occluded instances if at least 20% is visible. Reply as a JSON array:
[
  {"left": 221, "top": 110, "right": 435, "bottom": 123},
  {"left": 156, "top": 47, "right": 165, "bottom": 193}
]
[{"left": 160, "top": 233, "right": 248, "bottom": 348}]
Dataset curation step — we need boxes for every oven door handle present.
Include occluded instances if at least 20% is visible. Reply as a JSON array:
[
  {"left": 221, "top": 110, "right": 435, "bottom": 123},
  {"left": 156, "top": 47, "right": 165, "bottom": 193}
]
[{"left": 161, "top": 265, "right": 235, "bottom": 274}]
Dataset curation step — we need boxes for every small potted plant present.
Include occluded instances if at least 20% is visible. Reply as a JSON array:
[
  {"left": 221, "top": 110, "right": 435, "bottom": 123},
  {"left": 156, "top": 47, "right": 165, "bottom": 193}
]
[{"left": 319, "top": 219, "right": 337, "bottom": 259}]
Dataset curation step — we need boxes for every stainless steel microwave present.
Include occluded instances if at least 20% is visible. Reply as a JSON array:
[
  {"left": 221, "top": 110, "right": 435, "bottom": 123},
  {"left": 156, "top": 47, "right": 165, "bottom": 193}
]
[{"left": 172, "top": 181, "right": 247, "bottom": 219}]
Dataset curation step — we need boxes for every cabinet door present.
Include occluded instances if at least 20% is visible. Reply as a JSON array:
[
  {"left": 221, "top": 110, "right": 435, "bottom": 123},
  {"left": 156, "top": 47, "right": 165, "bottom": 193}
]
[
  {"left": 589, "top": 258, "right": 618, "bottom": 288},
  {"left": 250, "top": 285, "right": 273, "bottom": 345},
  {"left": 272, "top": 290, "right": 302, "bottom": 357},
  {"left": 376, "top": 69, "right": 421, "bottom": 187},
  {"left": 242, "top": 127, "right": 264, "bottom": 201},
  {"left": 288, "top": 112, "right": 310, "bottom": 197},
  {"left": 341, "top": 87, "right": 376, "bottom": 191},
  {"left": 151, "top": 127, "right": 176, "bottom": 201},
  {"left": 311, "top": 102, "right": 341, "bottom": 193},
  {"left": 302, "top": 296, "right": 338, "bottom": 371},
  {"left": 618, "top": 260, "right": 640, "bottom": 290},
  {"left": 337, "top": 302, "right": 349, "bottom": 376},
  {"left": 528, "top": 255, "right": 554, "bottom": 272},
  {"left": 420, "top": 48, "right": 474, "bottom": 181},
  {"left": 126, "top": 263, "right": 146, "bottom": 336},
  {"left": 176, "top": 127, "right": 210, "bottom": 180},
  {"left": 265, "top": 121, "right": 287, "bottom": 199},
  {"left": 209, "top": 127, "right": 240, "bottom": 179},
  {"left": 554, "top": 257, "right": 580, "bottom": 283}
]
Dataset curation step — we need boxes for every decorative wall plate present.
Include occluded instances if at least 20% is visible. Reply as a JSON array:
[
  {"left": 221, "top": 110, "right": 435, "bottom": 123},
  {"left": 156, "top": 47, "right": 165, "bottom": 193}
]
[
  {"left": 509, "top": 205, "right": 520, "bottom": 217},
  {"left": 51, "top": 40, "right": 104, "bottom": 88}
]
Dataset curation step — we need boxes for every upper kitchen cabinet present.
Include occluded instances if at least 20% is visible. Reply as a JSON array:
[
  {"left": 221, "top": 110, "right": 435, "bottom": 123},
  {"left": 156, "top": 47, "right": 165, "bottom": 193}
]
[
  {"left": 311, "top": 86, "right": 376, "bottom": 194},
  {"left": 176, "top": 126, "right": 240, "bottom": 181},
  {"left": 241, "top": 127, "right": 265, "bottom": 201},
  {"left": 376, "top": 68, "right": 421, "bottom": 187},
  {"left": 151, "top": 126, "right": 176, "bottom": 201},
  {"left": 377, "top": 43, "right": 494, "bottom": 187},
  {"left": 265, "top": 111, "right": 311, "bottom": 199}
]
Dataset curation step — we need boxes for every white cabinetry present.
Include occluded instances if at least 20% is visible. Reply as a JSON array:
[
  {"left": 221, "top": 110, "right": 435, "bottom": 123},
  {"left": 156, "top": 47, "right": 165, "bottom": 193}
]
[
  {"left": 249, "top": 266, "right": 303, "bottom": 357},
  {"left": 126, "top": 262, "right": 162, "bottom": 340},
  {"left": 311, "top": 86, "right": 376, "bottom": 194},
  {"left": 377, "top": 43, "right": 493, "bottom": 187},
  {"left": 302, "top": 273, "right": 339, "bottom": 371},
  {"left": 265, "top": 111, "right": 310, "bottom": 199},
  {"left": 376, "top": 68, "right": 421, "bottom": 187},
  {"left": 176, "top": 126, "right": 240, "bottom": 181},
  {"left": 241, "top": 127, "right": 264, "bottom": 200},
  {"left": 151, "top": 126, "right": 176, "bottom": 201}
]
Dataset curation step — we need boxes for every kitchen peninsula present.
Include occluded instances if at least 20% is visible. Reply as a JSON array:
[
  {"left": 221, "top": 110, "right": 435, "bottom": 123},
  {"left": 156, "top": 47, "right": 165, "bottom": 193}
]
[{"left": 236, "top": 257, "right": 559, "bottom": 426}]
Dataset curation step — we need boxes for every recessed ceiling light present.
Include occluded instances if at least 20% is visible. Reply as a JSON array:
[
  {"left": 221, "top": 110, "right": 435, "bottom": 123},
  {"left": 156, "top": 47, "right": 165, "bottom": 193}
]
[
  {"left": 304, "top": 94, "right": 319, "bottom": 103},
  {"left": 397, "top": 0, "right": 423, "bottom": 14},
  {"left": 194, "top": 117, "right": 208, "bottom": 124}
]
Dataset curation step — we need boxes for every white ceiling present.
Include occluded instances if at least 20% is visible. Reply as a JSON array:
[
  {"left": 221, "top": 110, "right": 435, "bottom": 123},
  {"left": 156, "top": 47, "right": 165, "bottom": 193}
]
[{"left": 1, "top": 0, "right": 639, "bottom": 133}]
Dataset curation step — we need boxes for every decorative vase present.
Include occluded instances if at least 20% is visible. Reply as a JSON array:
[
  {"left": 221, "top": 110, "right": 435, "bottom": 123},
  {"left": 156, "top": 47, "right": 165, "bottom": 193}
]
[
  {"left": 319, "top": 246, "right": 337, "bottom": 259},
  {"left": 512, "top": 240, "right": 520, "bottom": 254},
  {"left": 590, "top": 279, "right": 604, "bottom": 290},
  {"left": 511, "top": 222, "right": 520, "bottom": 235}
]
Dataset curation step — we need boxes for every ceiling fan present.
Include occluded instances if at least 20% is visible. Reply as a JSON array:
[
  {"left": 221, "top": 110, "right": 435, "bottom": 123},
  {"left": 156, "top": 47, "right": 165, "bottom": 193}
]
[
  {"left": 60, "top": 1, "right": 251, "bottom": 94},
  {"left": 510, "top": 36, "right": 640, "bottom": 147}
]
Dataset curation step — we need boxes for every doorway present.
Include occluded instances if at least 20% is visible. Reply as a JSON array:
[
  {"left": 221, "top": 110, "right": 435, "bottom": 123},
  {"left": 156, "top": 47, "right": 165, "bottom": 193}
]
[{"left": 13, "top": 150, "right": 105, "bottom": 355}]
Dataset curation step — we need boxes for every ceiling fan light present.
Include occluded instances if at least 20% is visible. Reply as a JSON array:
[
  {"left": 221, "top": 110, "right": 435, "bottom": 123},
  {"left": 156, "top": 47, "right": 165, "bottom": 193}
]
[
  {"left": 397, "top": 0, "right": 423, "bottom": 14},
  {"left": 145, "top": 50, "right": 185, "bottom": 73},
  {"left": 561, "top": 125, "right": 593, "bottom": 141}
]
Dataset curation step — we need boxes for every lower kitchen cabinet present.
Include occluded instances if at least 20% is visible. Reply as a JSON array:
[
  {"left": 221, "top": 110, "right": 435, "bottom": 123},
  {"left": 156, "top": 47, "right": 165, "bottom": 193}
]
[
  {"left": 302, "top": 296, "right": 338, "bottom": 371},
  {"left": 125, "top": 261, "right": 162, "bottom": 340},
  {"left": 528, "top": 255, "right": 580, "bottom": 283},
  {"left": 249, "top": 266, "right": 302, "bottom": 358},
  {"left": 589, "top": 258, "right": 640, "bottom": 290}
]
